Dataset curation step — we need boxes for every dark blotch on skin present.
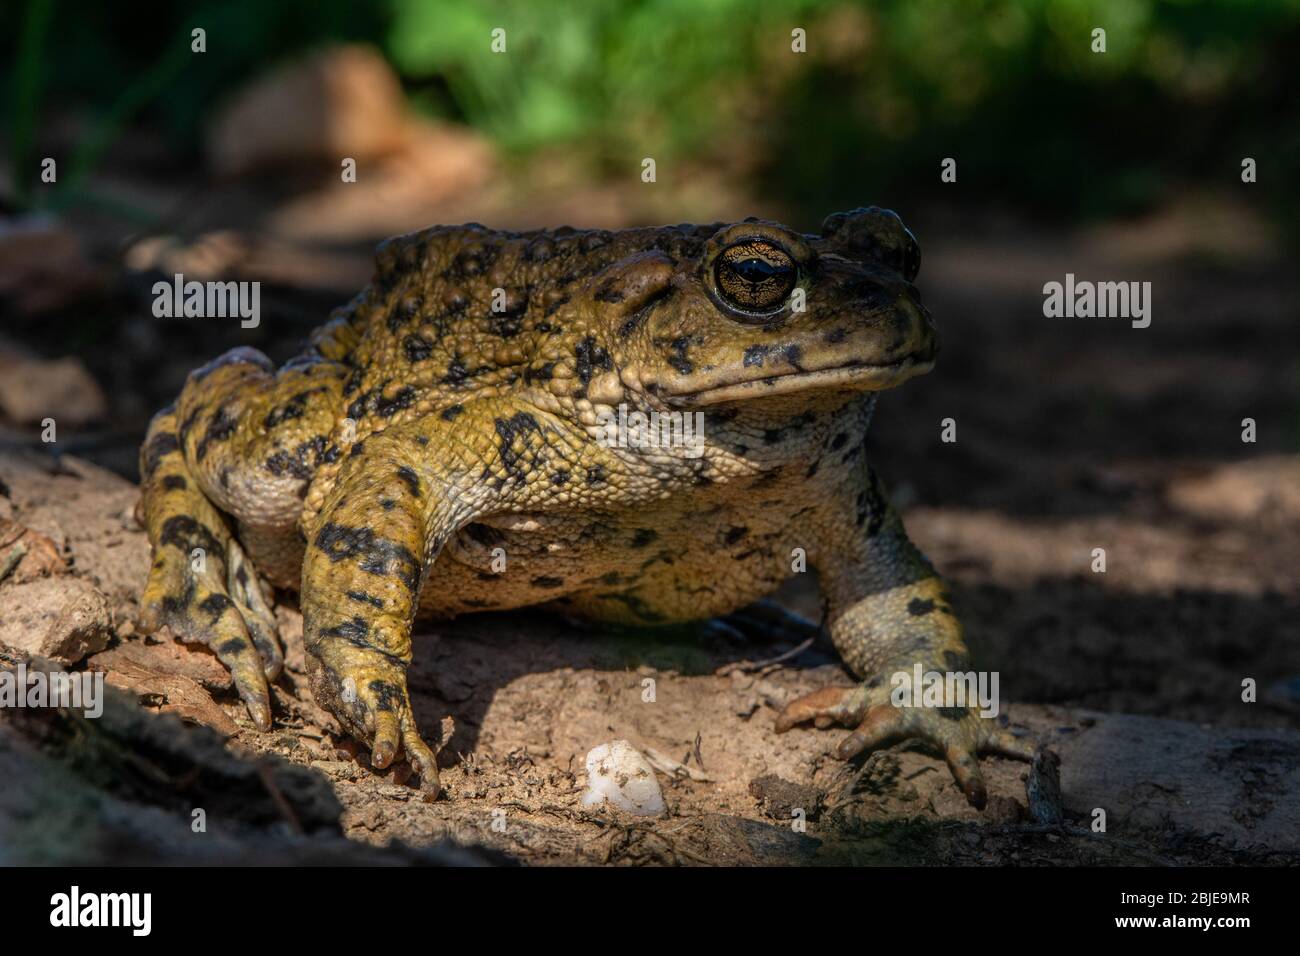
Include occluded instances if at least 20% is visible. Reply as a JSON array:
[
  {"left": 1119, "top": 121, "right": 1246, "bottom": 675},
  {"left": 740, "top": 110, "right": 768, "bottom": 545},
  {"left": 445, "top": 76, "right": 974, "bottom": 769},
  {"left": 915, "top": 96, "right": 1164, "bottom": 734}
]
[
  {"left": 724, "top": 526, "right": 749, "bottom": 545},
  {"left": 322, "top": 617, "right": 371, "bottom": 644},
  {"left": 574, "top": 336, "right": 612, "bottom": 386},
  {"left": 386, "top": 293, "right": 424, "bottom": 333},
  {"left": 161, "top": 474, "right": 187, "bottom": 491},
  {"left": 160, "top": 577, "right": 197, "bottom": 615},
  {"left": 218, "top": 638, "right": 248, "bottom": 656},
  {"left": 859, "top": 468, "right": 887, "bottom": 536},
  {"left": 531, "top": 576, "right": 565, "bottom": 588},
  {"left": 263, "top": 388, "right": 325, "bottom": 430},
  {"left": 668, "top": 336, "right": 693, "bottom": 374},
  {"left": 396, "top": 466, "right": 421, "bottom": 497},
  {"left": 489, "top": 303, "right": 527, "bottom": 339},
  {"left": 178, "top": 405, "right": 203, "bottom": 443},
  {"left": 196, "top": 407, "right": 239, "bottom": 461},
  {"left": 265, "top": 436, "right": 328, "bottom": 482},
  {"left": 494, "top": 411, "right": 543, "bottom": 482},
  {"left": 142, "top": 432, "right": 180, "bottom": 478},
  {"left": 367, "top": 680, "right": 403, "bottom": 712},
  {"left": 314, "top": 523, "right": 420, "bottom": 592},
  {"left": 346, "top": 590, "right": 385, "bottom": 609},
  {"left": 523, "top": 361, "right": 557, "bottom": 385},
  {"left": 442, "top": 355, "right": 484, "bottom": 387},
  {"left": 375, "top": 385, "right": 417, "bottom": 418},
  {"left": 198, "top": 593, "right": 234, "bottom": 624},
  {"left": 403, "top": 334, "right": 433, "bottom": 364},
  {"left": 630, "top": 528, "right": 658, "bottom": 548},
  {"left": 441, "top": 404, "right": 464, "bottom": 421},
  {"left": 159, "top": 514, "right": 222, "bottom": 557},
  {"left": 907, "top": 597, "right": 936, "bottom": 616},
  {"left": 937, "top": 706, "right": 968, "bottom": 721},
  {"left": 450, "top": 244, "right": 497, "bottom": 279}
]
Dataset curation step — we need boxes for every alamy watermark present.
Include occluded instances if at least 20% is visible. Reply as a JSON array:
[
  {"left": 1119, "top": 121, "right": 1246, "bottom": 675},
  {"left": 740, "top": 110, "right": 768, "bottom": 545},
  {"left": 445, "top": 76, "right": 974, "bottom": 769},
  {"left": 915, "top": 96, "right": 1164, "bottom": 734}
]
[
  {"left": 890, "top": 663, "right": 1000, "bottom": 718},
  {"left": 596, "top": 403, "right": 706, "bottom": 458},
  {"left": 1043, "top": 273, "right": 1151, "bottom": 328},
  {"left": 50, "top": 886, "right": 151, "bottom": 936},
  {"left": 152, "top": 273, "right": 260, "bottom": 328},
  {"left": 0, "top": 663, "right": 104, "bottom": 718}
]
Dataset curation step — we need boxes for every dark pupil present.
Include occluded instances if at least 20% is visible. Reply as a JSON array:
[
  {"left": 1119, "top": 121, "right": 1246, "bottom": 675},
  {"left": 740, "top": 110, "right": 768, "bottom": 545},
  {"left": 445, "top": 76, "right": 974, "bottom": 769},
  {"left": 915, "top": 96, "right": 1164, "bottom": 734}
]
[{"left": 733, "top": 258, "right": 785, "bottom": 283}]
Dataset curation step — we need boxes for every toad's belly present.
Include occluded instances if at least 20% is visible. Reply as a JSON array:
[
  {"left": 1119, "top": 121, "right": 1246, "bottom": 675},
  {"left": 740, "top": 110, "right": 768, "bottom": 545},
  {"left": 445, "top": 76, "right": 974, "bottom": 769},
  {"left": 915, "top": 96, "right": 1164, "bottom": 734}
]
[{"left": 417, "top": 506, "right": 802, "bottom": 624}]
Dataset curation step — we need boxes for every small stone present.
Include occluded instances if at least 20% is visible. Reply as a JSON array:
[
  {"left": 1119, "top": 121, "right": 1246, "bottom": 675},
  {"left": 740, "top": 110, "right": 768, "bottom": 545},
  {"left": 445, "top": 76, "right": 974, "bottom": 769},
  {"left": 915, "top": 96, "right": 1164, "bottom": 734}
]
[
  {"left": 0, "top": 354, "right": 107, "bottom": 427},
  {"left": 983, "top": 794, "right": 1024, "bottom": 824},
  {"left": 580, "top": 740, "right": 665, "bottom": 816},
  {"left": 0, "top": 576, "right": 112, "bottom": 664},
  {"left": 748, "top": 774, "right": 825, "bottom": 822}
]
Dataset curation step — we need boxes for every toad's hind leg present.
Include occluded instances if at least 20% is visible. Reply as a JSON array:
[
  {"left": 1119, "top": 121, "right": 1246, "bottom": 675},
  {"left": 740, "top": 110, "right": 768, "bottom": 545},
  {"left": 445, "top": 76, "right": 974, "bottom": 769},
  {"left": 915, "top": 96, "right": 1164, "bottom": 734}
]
[
  {"left": 174, "top": 346, "right": 348, "bottom": 587},
  {"left": 139, "top": 345, "right": 347, "bottom": 728},
  {"left": 138, "top": 405, "right": 281, "bottom": 729}
]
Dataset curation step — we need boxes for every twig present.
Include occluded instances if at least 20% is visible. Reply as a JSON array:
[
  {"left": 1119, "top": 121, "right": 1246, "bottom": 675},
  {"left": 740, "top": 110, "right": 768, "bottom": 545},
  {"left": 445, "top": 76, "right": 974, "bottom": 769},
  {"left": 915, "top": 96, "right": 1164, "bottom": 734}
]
[{"left": 715, "top": 636, "right": 815, "bottom": 676}]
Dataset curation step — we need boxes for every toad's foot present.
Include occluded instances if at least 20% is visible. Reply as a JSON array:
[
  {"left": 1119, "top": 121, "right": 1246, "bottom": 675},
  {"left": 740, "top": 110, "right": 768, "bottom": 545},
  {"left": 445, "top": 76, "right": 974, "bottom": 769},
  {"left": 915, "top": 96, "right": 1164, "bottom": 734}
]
[
  {"left": 775, "top": 683, "right": 1036, "bottom": 809},
  {"left": 301, "top": 466, "right": 442, "bottom": 792},
  {"left": 308, "top": 638, "right": 439, "bottom": 791},
  {"left": 138, "top": 408, "right": 283, "bottom": 730}
]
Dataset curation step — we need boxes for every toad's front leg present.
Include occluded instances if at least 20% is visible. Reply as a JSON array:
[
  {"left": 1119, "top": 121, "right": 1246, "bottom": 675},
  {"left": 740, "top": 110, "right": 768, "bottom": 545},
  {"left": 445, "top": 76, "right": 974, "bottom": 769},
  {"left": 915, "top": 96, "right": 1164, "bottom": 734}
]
[
  {"left": 300, "top": 399, "right": 599, "bottom": 794},
  {"left": 777, "top": 462, "right": 1036, "bottom": 808}
]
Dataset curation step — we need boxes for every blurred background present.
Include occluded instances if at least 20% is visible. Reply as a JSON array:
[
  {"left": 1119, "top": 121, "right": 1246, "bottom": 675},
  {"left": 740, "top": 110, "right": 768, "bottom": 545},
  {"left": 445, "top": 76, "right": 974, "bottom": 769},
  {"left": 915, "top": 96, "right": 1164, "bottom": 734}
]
[{"left": 1, "top": 0, "right": 1298, "bottom": 729}]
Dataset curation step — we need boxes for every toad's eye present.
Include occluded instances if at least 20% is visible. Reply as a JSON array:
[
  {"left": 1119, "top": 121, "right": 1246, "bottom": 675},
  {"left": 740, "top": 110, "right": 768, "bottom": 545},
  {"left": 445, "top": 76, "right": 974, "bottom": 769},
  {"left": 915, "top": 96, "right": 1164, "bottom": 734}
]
[{"left": 714, "top": 240, "right": 797, "bottom": 314}]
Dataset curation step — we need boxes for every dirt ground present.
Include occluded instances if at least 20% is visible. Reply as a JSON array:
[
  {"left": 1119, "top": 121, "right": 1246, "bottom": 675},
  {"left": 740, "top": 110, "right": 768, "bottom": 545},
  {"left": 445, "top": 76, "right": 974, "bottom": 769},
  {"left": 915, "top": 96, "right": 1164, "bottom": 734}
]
[{"left": 1, "top": 184, "right": 1298, "bottom": 864}]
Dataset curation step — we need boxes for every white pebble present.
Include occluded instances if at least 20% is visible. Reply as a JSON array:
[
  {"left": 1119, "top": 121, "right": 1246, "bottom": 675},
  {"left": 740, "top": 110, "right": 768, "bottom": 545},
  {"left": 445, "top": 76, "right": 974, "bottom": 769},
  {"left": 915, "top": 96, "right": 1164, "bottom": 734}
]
[{"left": 580, "top": 740, "right": 665, "bottom": 816}]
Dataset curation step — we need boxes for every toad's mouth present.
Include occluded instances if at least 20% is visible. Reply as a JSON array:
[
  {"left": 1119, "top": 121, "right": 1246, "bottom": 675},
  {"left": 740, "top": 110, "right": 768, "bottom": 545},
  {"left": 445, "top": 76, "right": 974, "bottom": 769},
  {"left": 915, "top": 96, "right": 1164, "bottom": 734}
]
[{"left": 664, "top": 356, "right": 936, "bottom": 407}]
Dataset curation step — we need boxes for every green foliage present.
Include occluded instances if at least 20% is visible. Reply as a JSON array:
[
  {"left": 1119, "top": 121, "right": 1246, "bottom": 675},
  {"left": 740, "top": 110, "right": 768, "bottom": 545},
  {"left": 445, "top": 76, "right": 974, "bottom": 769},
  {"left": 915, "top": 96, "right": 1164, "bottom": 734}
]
[
  {"left": 388, "top": 0, "right": 827, "bottom": 161},
  {"left": 389, "top": 0, "right": 1300, "bottom": 221},
  {"left": 4, "top": 0, "right": 1299, "bottom": 226},
  {"left": 1, "top": 0, "right": 388, "bottom": 210}
]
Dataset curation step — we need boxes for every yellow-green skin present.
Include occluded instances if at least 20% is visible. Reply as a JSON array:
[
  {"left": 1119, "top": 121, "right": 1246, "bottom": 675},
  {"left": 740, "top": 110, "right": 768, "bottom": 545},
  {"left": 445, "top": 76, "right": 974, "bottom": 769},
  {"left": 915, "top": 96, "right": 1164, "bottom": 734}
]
[{"left": 137, "top": 207, "right": 1033, "bottom": 804}]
